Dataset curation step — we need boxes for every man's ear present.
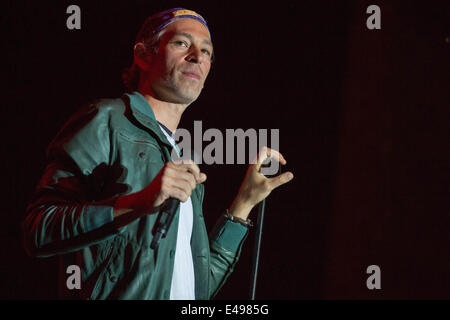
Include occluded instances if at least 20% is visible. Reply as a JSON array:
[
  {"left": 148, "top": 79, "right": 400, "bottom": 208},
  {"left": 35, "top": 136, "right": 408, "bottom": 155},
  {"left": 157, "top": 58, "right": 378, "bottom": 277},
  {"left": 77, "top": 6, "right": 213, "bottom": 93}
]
[{"left": 134, "top": 42, "right": 151, "bottom": 71}]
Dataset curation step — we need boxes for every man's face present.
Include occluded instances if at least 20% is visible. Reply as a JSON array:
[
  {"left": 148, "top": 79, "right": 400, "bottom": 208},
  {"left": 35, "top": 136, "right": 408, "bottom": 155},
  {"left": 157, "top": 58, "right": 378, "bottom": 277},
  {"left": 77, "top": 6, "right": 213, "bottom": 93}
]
[{"left": 146, "top": 19, "right": 213, "bottom": 105}]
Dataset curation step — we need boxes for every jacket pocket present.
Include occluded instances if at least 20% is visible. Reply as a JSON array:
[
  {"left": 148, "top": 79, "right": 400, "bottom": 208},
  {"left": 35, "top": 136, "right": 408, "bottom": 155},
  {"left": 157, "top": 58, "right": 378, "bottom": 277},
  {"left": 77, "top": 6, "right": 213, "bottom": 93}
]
[{"left": 117, "top": 131, "right": 164, "bottom": 164}]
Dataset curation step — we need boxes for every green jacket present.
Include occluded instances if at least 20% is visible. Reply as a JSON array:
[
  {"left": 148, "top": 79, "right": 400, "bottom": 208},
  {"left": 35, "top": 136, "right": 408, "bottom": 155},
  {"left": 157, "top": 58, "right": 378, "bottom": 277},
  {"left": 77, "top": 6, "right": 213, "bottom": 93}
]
[{"left": 22, "top": 91, "right": 248, "bottom": 300}]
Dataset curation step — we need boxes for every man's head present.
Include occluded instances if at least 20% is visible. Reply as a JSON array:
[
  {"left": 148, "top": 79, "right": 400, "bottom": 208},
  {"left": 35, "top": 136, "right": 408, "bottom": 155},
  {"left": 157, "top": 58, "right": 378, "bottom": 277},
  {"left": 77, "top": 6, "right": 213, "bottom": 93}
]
[{"left": 124, "top": 8, "right": 213, "bottom": 105}]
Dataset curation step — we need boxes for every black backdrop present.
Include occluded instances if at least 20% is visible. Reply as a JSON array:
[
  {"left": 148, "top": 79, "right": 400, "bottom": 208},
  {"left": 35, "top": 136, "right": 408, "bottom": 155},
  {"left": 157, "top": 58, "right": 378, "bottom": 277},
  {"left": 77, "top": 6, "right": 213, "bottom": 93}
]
[{"left": 2, "top": 0, "right": 448, "bottom": 299}]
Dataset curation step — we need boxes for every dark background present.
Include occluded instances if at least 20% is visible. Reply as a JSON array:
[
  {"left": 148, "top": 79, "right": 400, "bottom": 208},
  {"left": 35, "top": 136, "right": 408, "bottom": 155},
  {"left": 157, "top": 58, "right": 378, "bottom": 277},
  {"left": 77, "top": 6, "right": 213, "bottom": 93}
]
[{"left": 1, "top": 0, "right": 448, "bottom": 299}]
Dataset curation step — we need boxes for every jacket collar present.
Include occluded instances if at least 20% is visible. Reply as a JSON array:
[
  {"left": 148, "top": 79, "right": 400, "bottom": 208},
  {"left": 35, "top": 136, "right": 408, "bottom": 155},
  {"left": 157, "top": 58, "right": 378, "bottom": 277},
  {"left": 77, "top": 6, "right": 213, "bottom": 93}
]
[{"left": 123, "top": 91, "right": 174, "bottom": 152}]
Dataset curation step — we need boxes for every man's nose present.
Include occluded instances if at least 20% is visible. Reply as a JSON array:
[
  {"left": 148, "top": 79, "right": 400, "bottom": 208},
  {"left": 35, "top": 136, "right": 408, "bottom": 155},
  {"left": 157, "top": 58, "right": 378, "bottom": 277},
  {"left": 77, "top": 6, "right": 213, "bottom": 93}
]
[{"left": 186, "top": 46, "right": 204, "bottom": 64}]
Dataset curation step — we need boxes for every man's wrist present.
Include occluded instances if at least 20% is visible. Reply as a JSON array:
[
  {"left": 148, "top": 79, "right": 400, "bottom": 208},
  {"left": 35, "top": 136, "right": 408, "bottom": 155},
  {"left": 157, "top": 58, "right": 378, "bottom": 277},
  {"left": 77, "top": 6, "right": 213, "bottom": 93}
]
[{"left": 228, "top": 198, "right": 253, "bottom": 220}]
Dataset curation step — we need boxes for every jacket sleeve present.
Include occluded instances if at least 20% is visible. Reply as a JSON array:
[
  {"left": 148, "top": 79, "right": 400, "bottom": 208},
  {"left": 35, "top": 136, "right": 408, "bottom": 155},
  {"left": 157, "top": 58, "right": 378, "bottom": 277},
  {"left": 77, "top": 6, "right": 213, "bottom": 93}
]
[
  {"left": 208, "top": 216, "right": 249, "bottom": 298},
  {"left": 22, "top": 102, "right": 121, "bottom": 258},
  {"left": 202, "top": 181, "right": 249, "bottom": 298}
]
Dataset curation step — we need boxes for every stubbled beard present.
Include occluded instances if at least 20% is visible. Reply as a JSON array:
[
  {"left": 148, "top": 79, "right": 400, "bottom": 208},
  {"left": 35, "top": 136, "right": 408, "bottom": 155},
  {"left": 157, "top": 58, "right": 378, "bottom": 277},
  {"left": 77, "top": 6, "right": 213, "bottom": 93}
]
[{"left": 164, "top": 74, "right": 203, "bottom": 104}]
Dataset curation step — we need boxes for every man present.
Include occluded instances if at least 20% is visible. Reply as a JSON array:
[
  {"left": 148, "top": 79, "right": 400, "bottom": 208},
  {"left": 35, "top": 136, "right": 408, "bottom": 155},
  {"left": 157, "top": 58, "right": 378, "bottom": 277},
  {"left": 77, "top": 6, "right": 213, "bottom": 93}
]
[{"left": 22, "top": 8, "right": 293, "bottom": 300}]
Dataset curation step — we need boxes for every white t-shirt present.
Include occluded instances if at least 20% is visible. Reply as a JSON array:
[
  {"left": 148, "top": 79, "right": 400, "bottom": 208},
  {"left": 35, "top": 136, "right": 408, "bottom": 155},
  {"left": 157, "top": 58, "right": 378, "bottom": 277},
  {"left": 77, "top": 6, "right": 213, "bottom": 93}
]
[{"left": 158, "top": 123, "right": 196, "bottom": 300}]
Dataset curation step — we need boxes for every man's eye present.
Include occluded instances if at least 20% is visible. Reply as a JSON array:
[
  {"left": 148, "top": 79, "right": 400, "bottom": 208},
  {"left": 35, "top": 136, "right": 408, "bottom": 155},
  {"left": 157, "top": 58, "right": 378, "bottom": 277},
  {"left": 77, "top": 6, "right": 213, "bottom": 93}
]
[
  {"left": 201, "top": 49, "right": 211, "bottom": 56},
  {"left": 174, "top": 41, "right": 188, "bottom": 47}
]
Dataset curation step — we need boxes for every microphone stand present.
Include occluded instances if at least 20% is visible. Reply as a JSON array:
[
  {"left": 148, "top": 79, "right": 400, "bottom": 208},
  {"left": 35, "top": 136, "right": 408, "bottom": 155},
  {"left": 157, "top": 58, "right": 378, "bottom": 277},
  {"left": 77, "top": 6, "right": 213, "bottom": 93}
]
[
  {"left": 249, "top": 159, "right": 281, "bottom": 299},
  {"left": 249, "top": 198, "right": 266, "bottom": 300}
]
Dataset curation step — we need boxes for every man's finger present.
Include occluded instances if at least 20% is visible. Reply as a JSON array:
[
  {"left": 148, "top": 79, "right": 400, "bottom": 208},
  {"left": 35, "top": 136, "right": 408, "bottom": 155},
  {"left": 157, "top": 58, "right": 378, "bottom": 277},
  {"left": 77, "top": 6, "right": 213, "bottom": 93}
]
[
  {"left": 267, "top": 171, "right": 294, "bottom": 189},
  {"left": 254, "top": 147, "right": 287, "bottom": 171},
  {"left": 174, "top": 160, "right": 202, "bottom": 182},
  {"left": 198, "top": 172, "right": 207, "bottom": 183}
]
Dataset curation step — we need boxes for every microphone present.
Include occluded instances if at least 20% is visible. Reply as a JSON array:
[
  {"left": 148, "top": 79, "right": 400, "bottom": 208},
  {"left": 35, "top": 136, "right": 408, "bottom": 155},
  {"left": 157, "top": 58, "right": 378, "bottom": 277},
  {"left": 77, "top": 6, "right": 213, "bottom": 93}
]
[
  {"left": 149, "top": 146, "right": 195, "bottom": 250},
  {"left": 150, "top": 198, "right": 180, "bottom": 250}
]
